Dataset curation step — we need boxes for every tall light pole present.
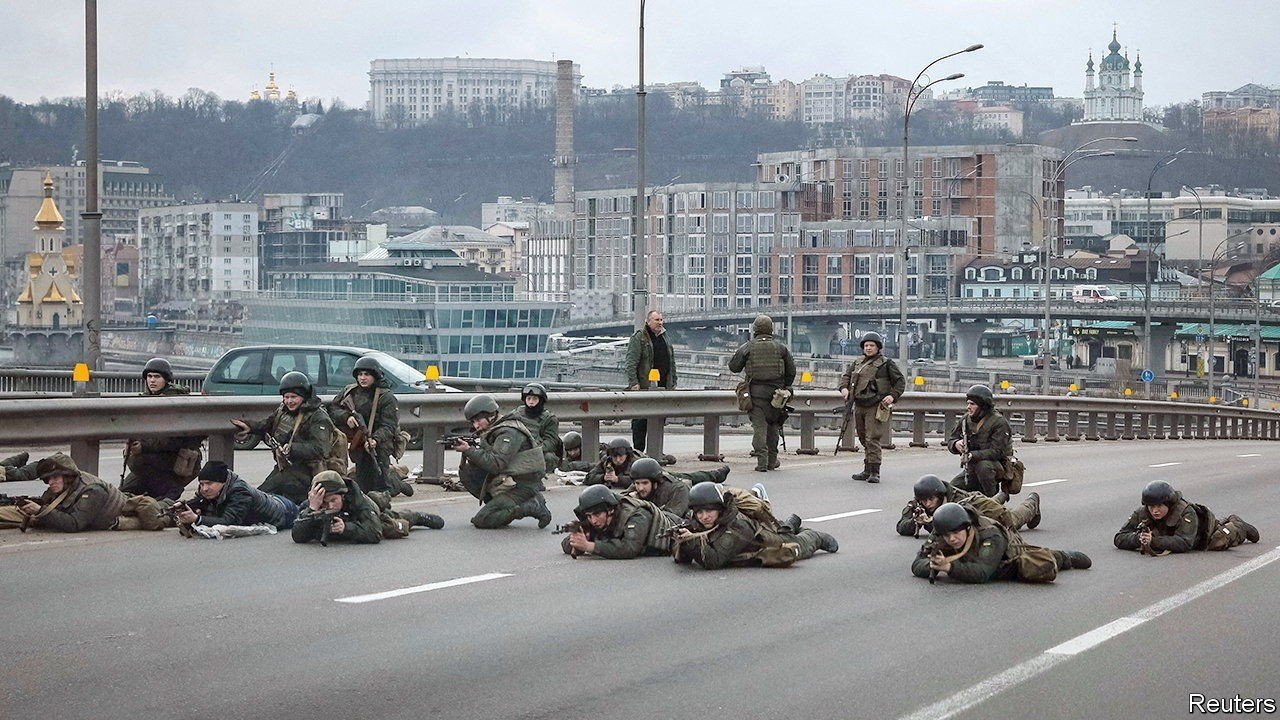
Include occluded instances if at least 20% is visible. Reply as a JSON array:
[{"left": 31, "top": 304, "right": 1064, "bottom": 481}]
[
  {"left": 1181, "top": 184, "right": 1205, "bottom": 296},
  {"left": 898, "top": 44, "right": 982, "bottom": 361},
  {"left": 632, "top": 0, "right": 648, "bottom": 330},
  {"left": 1206, "top": 231, "right": 1251, "bottom": 402},
  {"left": 1143, "top": 148, "right": 1187, "bottom": 397},
  {"left": 82, "top": 0, "right": 102, "bottom": 383}
]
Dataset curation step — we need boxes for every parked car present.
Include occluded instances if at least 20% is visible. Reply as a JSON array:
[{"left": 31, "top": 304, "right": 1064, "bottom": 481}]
[{"left": 204, "top": 345, "right": 449, "bottom": 449}]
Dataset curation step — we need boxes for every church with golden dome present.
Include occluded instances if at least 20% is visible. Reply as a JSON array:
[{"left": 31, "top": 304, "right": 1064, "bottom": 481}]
[
  {"left": 9, "top": 172, "right": 85, "bottom": 365},
  {"left": 249, "top": 71, "right": 298, "bottom": 104}
]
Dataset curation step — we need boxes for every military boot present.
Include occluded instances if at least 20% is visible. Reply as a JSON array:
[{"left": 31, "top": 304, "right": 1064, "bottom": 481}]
[
  {"left": 817, "top": 531, "right": 840, "bottom": 553},
  {"left": 399, "top": 510, "right": 445, "bottom": 530},
  {"left": 1, "top": 451, "right": 30, "bottom": 469},
  {"left": 385, "top": 472, "right": 415, "bottom": 498},
  {"left": 1025, "top": 492, "right": 1042, "bottom": 530},
  {"left": 1063, "top": 550, "right": 1092, "bottom": 570},
  {"left": 767, "top": 452, "right": 780, "bottom": 470},
  {"left": 780, "top": 513, "right": 803, "bottom": 534},
  {"left": 850, "top": 462, "right": 871, "bottom": 482},
  {"left": 522, "top": 494, "right": 552, "bottom": 529},
  {"left": 754, "top": 454, "right": 770, "bottom": 472},
  {"left": 712, "top": 465, "right": 731, "bottom": 483},
  {"left": 1229, "top": 515, "right": 1260, "bottom": 543},
  {"left": 865, "top": 463, "right": 881, "bottom": 484}
]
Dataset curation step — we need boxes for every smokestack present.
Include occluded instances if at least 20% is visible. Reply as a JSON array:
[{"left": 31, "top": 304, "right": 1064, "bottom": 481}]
[{"left": 553, "top": 59, "right": 576, "bottom": 217}]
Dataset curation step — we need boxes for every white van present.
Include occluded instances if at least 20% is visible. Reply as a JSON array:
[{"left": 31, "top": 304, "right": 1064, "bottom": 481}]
[{"left": 1072, "top": 284, "right": 1119, "bottom": 304}]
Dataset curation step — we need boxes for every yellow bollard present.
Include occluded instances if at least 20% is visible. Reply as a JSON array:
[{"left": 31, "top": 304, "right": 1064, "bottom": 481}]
[
  {"left": 1124, "top": 388, "right": 1133, "bottom": 397},
  {"left": 800, "top": 371, "right": 813, "bottom": 384},
  {"left": 914, "top": 375, "right": 925, "bottom": 387},
  {"left": 73, "top": 363, "right": 91, "bottom": 382},
  {"left": 424, "top": 365, "right": 440, "bottom": 381},
  {"left": 648, "top": 369, "right": 662, "bottom": 384},
  {"left": 999, "top": 380, "right": 1010, "bottom": 390},
  {"left": 1169, "top": 391, "right": 1179, "bottom": 400}
]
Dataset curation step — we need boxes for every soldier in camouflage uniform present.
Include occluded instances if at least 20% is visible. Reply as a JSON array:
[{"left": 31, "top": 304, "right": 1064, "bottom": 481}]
[
  {"left": 120, "top": 358, "right": 206, "bottom": 500},
  {"left": 897, "top": 474, "right": 1041, "bottom": 537},
  {"left": 912, "top": 503, "right": 1091, "bottom": 584},
  {"left": 0, "top": 454, "right": 125, "bottom": 532},
  {"left": 561, "top": 485, "right": 682, "bottom": 559},
  {"left": 672, "top": 482, "right": 838, "bottom": 570},
  {"left": 728, "top": 314, "right": 797, "bottom": 472},
  {"left": 232, "top": 371, "right": 339, "bottom": 506},
  {"left": 558, "top": 432, "right": 595, "bottom": 472},
  {"left": 624, "top": 457, "right": 729, "bottom": 517},
  {"left": 448, "top": 394, "right": 553, "bottom": 529},
  {"left": 1114, "top": 480, "right": 1259, "bottom": 555},
  {"left": 0, "top": 451, "right": 36, "bottom": 483},
  {"left": 839, "top": 332, "right": 905, "bottom": 484},
  {"left": 947, "top": 384, "right": 1013, "bottom": 497},
  {"left": 508, "top": 383, "right": 561, "bottom": 474},
  {"left": 585, "top": 438, "right": 644, "bottom": 488},
  {"left": 291, "top": 471, "right": 443, "bottom": 545},
  {"left": 328, "top": 355, "right": 415, "bottom": 498}
]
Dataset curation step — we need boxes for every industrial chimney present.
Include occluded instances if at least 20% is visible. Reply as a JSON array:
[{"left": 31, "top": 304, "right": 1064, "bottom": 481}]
[{"left": 553, "top": 60, "right": 577, "bottom": 216}]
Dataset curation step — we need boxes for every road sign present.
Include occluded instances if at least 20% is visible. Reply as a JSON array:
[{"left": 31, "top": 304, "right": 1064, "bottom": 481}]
[
  {"left": 1195, "top": 334, "right": 1207, "bottom": 343},
  {"left": 1140, "top": 369, "right": 1155, "bottom": 383}
]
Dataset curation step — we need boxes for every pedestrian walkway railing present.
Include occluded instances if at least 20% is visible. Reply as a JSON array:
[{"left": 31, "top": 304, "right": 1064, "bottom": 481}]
[{"left": 0, "top": 391, "right": 1274, "bottom": 479}]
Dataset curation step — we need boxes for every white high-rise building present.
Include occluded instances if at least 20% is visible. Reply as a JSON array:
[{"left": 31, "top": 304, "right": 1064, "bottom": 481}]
[
  {"left": 138, "top": 202, "right": 259, "bottom": 307},
  {"left": 368, "top": 58, "right": 581, "bottom": 127}
]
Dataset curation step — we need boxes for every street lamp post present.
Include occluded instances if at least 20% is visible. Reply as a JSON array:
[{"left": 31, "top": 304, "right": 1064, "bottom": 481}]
[
  {"left": 632, "top": 0, "right": 648, "bottom": 330},
  {"left": 1181, "top": 185, "right": 1205, "bottom": 296},
  {"left": 83, "top": 0, "right": 102, "bottom": 385},
  {"left": 898, "top": 44, "right": 982, "bottom": 361},
  {"left": 1142, "top": 148, "right": 1187, "bottom": 397},
  {"left": 1205, "top": 230, "right": 1252, "bottom": 403}
]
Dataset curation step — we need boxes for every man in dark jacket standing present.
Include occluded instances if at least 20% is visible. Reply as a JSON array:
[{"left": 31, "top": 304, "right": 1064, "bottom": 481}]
[
  {"left": 176, "top": 461, "right": 299, "bottom": 530},
  {"left": 624, "top": 309, "right": 677, "bottom": 457},
  {"left": 1114, "top": 480, "right": 1259, "bottom": 554},
  {"left": 839, "top": 332, "right": 905, "bottom": 484},
  {"left": 729, "top": 314, "right": 796, "bottom": 472},
  {"left": 947, "top": 384, "right": 1012, "bottom": 497},
  {"left": 121, "top": 357, "right": 205, "bottom": 500}
]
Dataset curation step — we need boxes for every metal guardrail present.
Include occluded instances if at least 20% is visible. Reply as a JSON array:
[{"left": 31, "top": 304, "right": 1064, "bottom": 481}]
[
  {"left": 0, "top": 368, "right": 207, "bottom": 395},
  {"left": 0, "top": 390, "right": 1274, "bottom": 479}
]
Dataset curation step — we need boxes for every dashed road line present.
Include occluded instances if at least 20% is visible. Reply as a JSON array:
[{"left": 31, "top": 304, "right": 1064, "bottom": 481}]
[
  {"left": 896, "top": 546, "right": 1280, "bottom": 720},
  {"left": 806, "top": 509, "right": 882, "bottom": 523},
  {"left": 1023, "top": 478, "right": 1071, "bottom": 487},
  {"left": 1148, "top": 461, "right": 1182, "bottom": 468},
  {"left": 335, "top": 572, "right": 512, "bottom": 604},
  {"left": 1237, "top": 453, "right": 1262, "bottom": 458}
]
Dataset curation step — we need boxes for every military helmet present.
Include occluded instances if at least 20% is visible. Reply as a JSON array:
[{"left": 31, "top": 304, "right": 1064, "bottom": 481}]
[
  {"left": 278, "top": 371, "right": 313, "bottom": 398},
  {"left": 1141, "top": 480, "right": 1176, "bottom": 507},
  {"left": 930, "top": 502, "right": 972, "bottom": 534},
  {"left": 687, "top": 481, "right": 726, "bottom": 510},
  {"left": 630, "top": 457, "right": 663, "bottom": 480},
  {"left": 861, "top": 331, "right": 884, "bottom": 349},
  {"left": 606, "top": 437, "right": 633, "bottom": 455},
  {"left": 752, "top": 314, "right": 774, "bottom": 336},
  {"left": 966, "top": 384, "right": 994, "bottom": 408},
  {"left": 562, "top": 431, "right": 582, "bottom": 451},
  {"left": 463, "top": 394, "right": 501, "bottom": 422},
  {"left": 353, "top": 354, "right": 384, "bottom": 381},
  {"left": 576, "top": 485, "right": 620, "bottom": 515},
  {"left": 521, "top": 382, "right": 548, "bottom": 401},
  {"left": 913, "top": 474, "right": 948, "bottom": 502},
  {"left": 142, "top": 357, "right": 173, "bottom": 382}
]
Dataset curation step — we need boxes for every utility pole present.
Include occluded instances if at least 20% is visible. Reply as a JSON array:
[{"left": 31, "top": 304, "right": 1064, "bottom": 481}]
[
  {"left": 82, "top": 0, "right": 102, "bottom": 388},
  {"left": 631, "top": 0, "right": 648, "bottom": 330}
]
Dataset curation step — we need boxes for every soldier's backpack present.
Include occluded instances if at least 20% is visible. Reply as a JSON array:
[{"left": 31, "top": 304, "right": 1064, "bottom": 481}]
[
  {"left": 723, "top": 485, "right": 782, "bottom": 533},
  {"left": 1002, "top": 453, "right": 1026, "bottom": 495},
  {"left": 1188, "top": 502, "right": 1225, "bottom": 550},
  {"left": 1013, "top": 544, "right": 1058, "bottom": 583}
]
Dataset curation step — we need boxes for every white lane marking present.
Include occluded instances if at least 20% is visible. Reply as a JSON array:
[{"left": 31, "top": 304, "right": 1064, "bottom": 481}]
[
  {"left": 335, "top": 572, "right": 512, "bottom": 604},
  {"left": 0, "top": 537, "right": 90, "bottom": 552},
  {"left": 1237, "top": 453, "right": 1261, "bottom": 458},
  {"left": 896, "top": 545, "right": 1280, "bottom": 720},
  {"left": 1023, "top": 478, "right": 1071, "bottom": 487},
  {"left": 1148, "top": 461, "right": 1182, "bottom": 468},
  {"left": 806, "top": 509, "right": 882, "bottom": 523}
]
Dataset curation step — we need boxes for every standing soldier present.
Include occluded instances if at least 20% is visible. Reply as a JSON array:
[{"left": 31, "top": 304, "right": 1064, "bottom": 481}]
[
  {"left": 672, "top": 482, "right": 838, "bottom": 569},
  {"left": 448, "top": 394, "right": 553, "bottom": 529},
  {"left": 1114, "top": 480, "right": 1259, "bottom": 555},
  {"left": 121, "top": 358, "right": 205, "bottom": 500},
  {"left": 624, "top": 309, "right": 678, "bottom": 460},
  {"left": 896, "top": 474, "right": 1040, "bottom": 537},
  {"left": 585, "top": 438, "right": 644, "bottom": 488},
  {"left": 839, "top": 331, "right": 905, "bottom": 484},
  {"left": 561, "top": 485, "right": 682, "bottom": 560},
  {"left": 912, "top": 503, "right": 1091, "bottom": 584},
  {"left": 623, "top": 457, "right": 730, "bottom": 517},
  {"left": 231, "top": 372, "right": 340, "bottom": 506},
  {"left": 328, "top": 355, "right": 414, "bottom": 498},
  {"left": 509, "top": 383, "right": 561, "bottom": 474},
  {"left": 947, "top": 384, "right": 1012, "bottom": 497},
  {"left": 728, "top": 314, "right": 796, "bottom": 472}
]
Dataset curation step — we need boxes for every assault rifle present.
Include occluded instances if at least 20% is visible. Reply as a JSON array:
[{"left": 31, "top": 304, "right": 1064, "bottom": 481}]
[
  {"left": 261, "top": 433, "right": 291, "bottom": 470},
  {"left": 1136, "top": 519, "right": 1153, "bottom": 557},
  {"left": 1, "top": 494, "right": 39, "bottom": 533},
  {"left": 552, "top": 519, "right": 584, "bottom": 535},
  {"left": 922, "top": 537, "right": 942, "bottom": 585},
  {"left": 437, "top": 435, "right": 480, "bottom": 449},
  {"left": 833, "top": 399, "right": 855, "bottom": 456},
  {"left": 911, "top": 502, "right": 930, "bottom": 539},
  {"left": 317, "top": 509, "right": 339, "bottom": 546}
]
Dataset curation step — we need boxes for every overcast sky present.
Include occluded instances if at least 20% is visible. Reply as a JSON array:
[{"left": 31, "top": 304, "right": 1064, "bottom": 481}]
[{"left": 3, "top": 1, "right": 1275, "bottom": 108}]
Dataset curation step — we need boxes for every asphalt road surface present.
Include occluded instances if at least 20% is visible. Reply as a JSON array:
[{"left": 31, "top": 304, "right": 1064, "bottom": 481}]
[{"left": 2, "top": 435, "right": 1277, "bottom": 720}]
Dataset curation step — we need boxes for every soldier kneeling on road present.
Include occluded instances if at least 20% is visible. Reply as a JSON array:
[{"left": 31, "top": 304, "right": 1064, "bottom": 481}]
[
  {"left": 584, "top": 437, "right": 644, "bottom": 489},
  {"left": 947, "top": 384, "right": 1014, "bottom": 498},
  {"left": 913, "top": 503, "right": 1090, "bottom": 584},
  {"left": 560, "top": 485, "right": 682, "bottom": 559},
  {"left": 1114, "top": 480, "right": 1259, "bottom": 556},
  {"left": 623, "top": 457, "right": 729, "bottom": 517},
  {"left": 0, "top": 453, "right": 169, "bottom": 532},
  {"left": 448, "top": 394, "right": 553, "bottom": 530},
  {"left": 672, "top": 482, "right": 838, "bottom": 569},
  {"left": 292, "top": 471, "right": 443, "bottom": 545},
  {"left": 173, "top": 461, "right": 300, "bottom": 533},
  {"left": 897, "top": 474, "right": 1040, "bottom": 537},
  {"left": 232, "top": 371, "right": 342, "bottom": 506}
]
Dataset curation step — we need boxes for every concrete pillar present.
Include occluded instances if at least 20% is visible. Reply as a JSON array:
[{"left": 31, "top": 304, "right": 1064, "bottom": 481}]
[
  {"left": 699, "top": 414, "right": 724, "bottom": 461},
  {"left": 953, "top": 320, "right": 991, "bottom": 367},
  {"left": 1146, "top": 323, "right": 1179, "bottom": 377},
  {"left": 797, "top": 321, "right": 841, "bottom": 358}
]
